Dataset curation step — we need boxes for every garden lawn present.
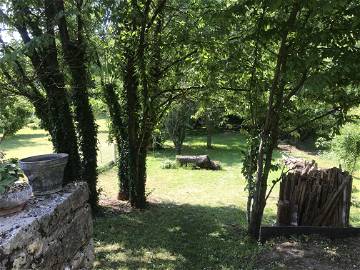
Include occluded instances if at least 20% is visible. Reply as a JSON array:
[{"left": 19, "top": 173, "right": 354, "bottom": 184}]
[
  {"left": 95, "top": 132, "right": 270, "bottom": 270},
  {"left": 95, "top": 132, "right": 360, "bottom": 269},
  {"left": 2, "top": 124, "right": 360, "bottom": 269},
  {"left": 0, "top": 118, "right": 114, "bottom": 167}
]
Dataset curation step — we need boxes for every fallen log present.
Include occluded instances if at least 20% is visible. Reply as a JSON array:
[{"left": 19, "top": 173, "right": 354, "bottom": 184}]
[{"left": 175, "top": 155, "right": 221, "bottom": 170}]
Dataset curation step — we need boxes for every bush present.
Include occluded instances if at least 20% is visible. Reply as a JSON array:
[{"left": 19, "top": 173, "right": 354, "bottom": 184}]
[
  {"left": 331, "top": 123, "right": 360, "bottom": 173},
  {"left": 315, "top": 137, "right": 331, "bottom": 150},
  {"left": 161, "top": 160, "right": 178, "bottom": 169},
  {"left": 0, "top": 96, "right": 32, "bottom": 142},
  {"left": 0, "top": 152, "right": 21, "bottom": 194}
]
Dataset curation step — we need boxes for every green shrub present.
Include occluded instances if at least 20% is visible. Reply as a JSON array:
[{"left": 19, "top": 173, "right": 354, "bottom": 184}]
[
  {"left": 0, "top": 96, "right": 32, "bottom": 143},
  {"left": 331, "top": 123, "right": 360, "bottom": 173},
  {"left": 161, "top": 160, "right": 178, "bottom": 169},
  {"left": 315, "top": 137, "right": 331, "bottom": 150},
  {"left": 0, "top": 152, "right": 21, "bottom": 194}
]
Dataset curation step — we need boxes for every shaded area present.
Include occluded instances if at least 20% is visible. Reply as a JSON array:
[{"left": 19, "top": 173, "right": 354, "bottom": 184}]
[
  {"left": 256, "top": 235, "right": 360, "bottom": 270},
  {"left": 150, "top": 131, "right": 281, "bottom": 167},
  {"left": 0, "top": 132, "right": 51, "bottom": 151},
  {"left": 94, "top": 202, "right": 263, "bottom": 270}
]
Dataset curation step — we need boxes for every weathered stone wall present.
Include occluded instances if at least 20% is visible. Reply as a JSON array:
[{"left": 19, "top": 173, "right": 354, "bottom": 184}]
[{"left": 0, "top": 182, "right": 94, "bottom": 270}]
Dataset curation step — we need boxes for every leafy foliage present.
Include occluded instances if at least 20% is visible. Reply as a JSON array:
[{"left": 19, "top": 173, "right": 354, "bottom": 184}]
[
  {"left": 331, "top": 123, "right": 360, "bottom": 174},
  {"left": 0, "top": 95, "right": 32, "bottom": 143},
  {"left": 0, "top": 152, "right": 21, "bottom": 194},
  {"left": 161, "top": 159, "right": 178, "bottom": 169},
  {"left": 1, "top": 0, "right": 360, "bottom": 232}
]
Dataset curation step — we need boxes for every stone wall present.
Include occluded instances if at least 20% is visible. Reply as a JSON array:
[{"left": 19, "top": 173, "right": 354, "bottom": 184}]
[{"left": 0, "top": 182, "right": 94, "bottom": 270}]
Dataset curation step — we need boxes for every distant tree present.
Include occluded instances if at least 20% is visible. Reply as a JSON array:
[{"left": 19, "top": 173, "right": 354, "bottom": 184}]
[
  {"left": 165, "top": 102, "right": 193, "bottom": 154},
  {"left": 194, "top": 95, "right": 226, "bottom": 149},
  {"left": 0, "top": 95, "right": 31, "bottom": 143}
]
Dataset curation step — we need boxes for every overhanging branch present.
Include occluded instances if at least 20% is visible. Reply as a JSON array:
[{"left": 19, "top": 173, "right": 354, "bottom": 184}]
[{"left": 286, "top": 106, "right": 342, "bottom": 135}]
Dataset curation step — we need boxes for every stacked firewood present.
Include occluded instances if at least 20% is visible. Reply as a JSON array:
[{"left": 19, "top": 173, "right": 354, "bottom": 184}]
[{"left": 277, "top": 158, "right": 352, "bottom": 227}]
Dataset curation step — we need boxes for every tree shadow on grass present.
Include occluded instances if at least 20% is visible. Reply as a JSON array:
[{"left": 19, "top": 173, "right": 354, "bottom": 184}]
[
  {"left": 151, "top": 143, "right": 282, "bottom": 168},
  {"left": 150, "top": 132, "right": 248, "bottom": 167},
  {"left": 150, "top": 145, "right": 246, "bottom": 167},
  {"left": 94, "top": 202, "right": 263, "bottom": 270},
  {"left": 0, "top": 133, "right": 51, "bottom": 150}
]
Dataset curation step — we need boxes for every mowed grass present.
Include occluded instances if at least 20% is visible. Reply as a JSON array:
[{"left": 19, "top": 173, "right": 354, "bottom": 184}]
[
  {"left": 95, "top": 132, "right": 360, "bottom": 269},
  {"left": 2, "top": 123, "right": 360, "bottom": 269},
  {"left": 0, "top": 118, "right": 115, "bottom": 166},
  {"left": 95, "top": 132, "right": 269, "bottom": 270}
]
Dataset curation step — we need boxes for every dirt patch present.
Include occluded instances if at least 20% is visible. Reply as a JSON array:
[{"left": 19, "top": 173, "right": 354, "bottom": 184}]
[
  {"left": 256, "top": 235, "right": 360, "bottom": 269},
  {"left": 99, "top": 198, "right": 133, "bottom": 214},
  {"left": 98, "top": 197, "right": 163, "bottom": 215}
]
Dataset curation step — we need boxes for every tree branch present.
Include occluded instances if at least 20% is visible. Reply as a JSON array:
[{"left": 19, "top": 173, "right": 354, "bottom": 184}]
[
  {"left": 220, "top": 86, "right": 249, "bottom": 92},
  {"left": 160, "top": 49, "right": 198, "bottom": 75},
  {"left": 283, "top": 69, "right": 309, "bottom": 103},
  {"left": 286, "top": 106, "right": 342, "bottom": 134},
  {"left": 146, "top": 0, "right": 167, "bottom": 30}
]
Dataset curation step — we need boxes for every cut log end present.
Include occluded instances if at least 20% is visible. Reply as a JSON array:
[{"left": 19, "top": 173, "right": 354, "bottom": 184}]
[{"left": 277, "top": 157, "right": 352, "bottom": 227}]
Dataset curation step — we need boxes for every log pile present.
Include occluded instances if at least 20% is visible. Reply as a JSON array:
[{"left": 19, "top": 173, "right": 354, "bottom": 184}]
[
  {"left": 175, "top": 155, "right": 221, "bottom": 170},
  {"left": 277, "top": 158, "right": 352, "bottom": 227}
]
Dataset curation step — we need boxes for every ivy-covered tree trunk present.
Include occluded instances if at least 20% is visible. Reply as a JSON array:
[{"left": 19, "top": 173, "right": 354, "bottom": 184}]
[
  {"left": 12, "top": 0, "right": 81, "bottom": 183},
  {"left": 118, "top": 138, "right": 130, "bottom": 200},
  {"left": 102, "top": 83, "right": 130, "bottom": 201},
  {"left": 55, "top": 0, "right": 99, "bottom": 209},
  {"left": 124, "top": 49, "right": 147, "bottom": 208},
  {"left": 69, "top": 59, "right": 99, "bottom": 209}
]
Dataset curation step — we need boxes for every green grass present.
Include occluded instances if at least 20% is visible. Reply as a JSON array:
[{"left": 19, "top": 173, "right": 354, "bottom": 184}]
[
  {"left": 0, "top": 118, "right": 115, "bottom": 166},
  {"left": 95, "top": 132, "right": 360, "bottom": 269},
  {"left": 2, "top": 124, "right": 360, "bottom": 269},
  {"left": 95, "top": 132, "right": 284, "bottom": 269},
  {"left": 95, "top": 132, "right": 268, "bottom": 269}
]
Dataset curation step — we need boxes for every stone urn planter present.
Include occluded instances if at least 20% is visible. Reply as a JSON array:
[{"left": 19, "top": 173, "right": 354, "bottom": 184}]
[
  {"left": 19, "top": 153, "right": 68, "bottom": 196},
  {"left": 0, "top": 182, "right": 32, "bottom": 216}
]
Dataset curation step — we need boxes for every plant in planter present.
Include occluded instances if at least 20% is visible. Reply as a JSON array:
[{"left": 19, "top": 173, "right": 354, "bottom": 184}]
[{"left": 0, "top": 152, "right": 32, "bottom": 216}]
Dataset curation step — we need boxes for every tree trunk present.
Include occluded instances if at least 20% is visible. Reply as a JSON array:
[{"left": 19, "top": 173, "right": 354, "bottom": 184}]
[
  {"left": 13, "top": 0, "right": 81, "bottom": 182},
  {"left": 71, "top": 62, "right": 99, "bottom": 208},
  {"left": 124, "top": 50, "right": 148, "bottom": 208},
  {"left": 247, "top": 1, "right": 301, "bottom": 239},
  {"left": 117, "top": 137, "right": 130, "bottom": 200},
  {"left": 43, "top": 0, "right": 82, "bottom": 183},
  {"left": 55, "top": 0, "right": 99, "bottom": 209},
  {"left": 176, "top": 155, "right": 221, "bottom": 170},
  {"left": 133, "top": 145, "right": 148, "bottom": 208},
  {"left": 175, "top": 142, "right": 182, "bottom": 155},
  {"left": 102, "top": 83, "right": 129, "bottom": 201},
  {"left": 206, "top": 115, "right": 213, "bottom": 149}
]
